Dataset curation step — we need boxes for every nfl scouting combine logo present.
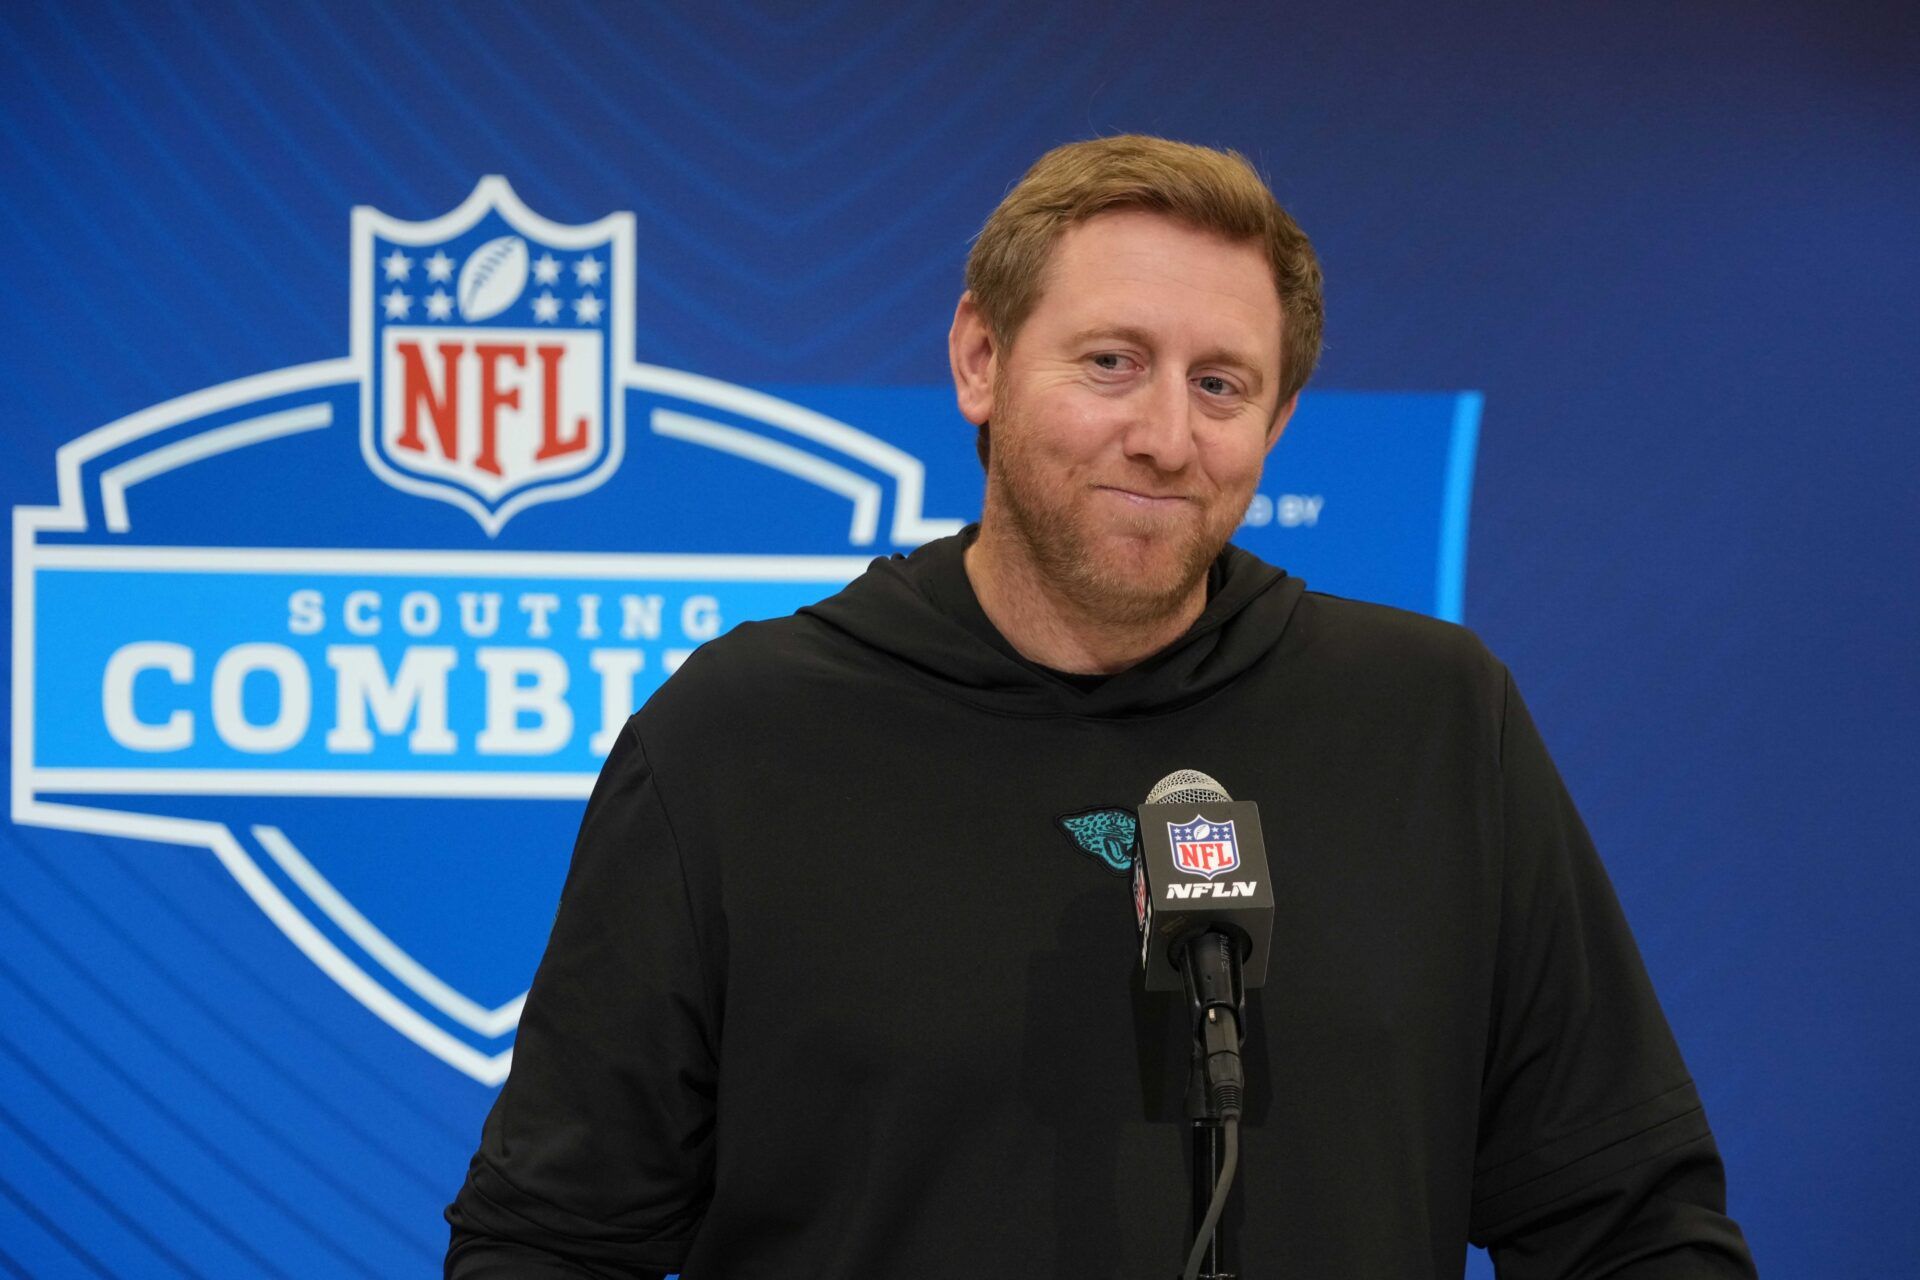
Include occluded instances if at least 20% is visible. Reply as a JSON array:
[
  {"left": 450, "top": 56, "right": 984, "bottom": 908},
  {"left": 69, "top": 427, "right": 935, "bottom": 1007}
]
[{"left": 12, "top": 178, "right": 962, "bottom": 1083}]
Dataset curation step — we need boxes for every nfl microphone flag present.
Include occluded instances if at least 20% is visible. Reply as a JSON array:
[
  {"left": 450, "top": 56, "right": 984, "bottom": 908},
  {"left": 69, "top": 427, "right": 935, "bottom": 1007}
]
[{"left": 1133, "top": 798, "right": 1273, "bottom": 992}]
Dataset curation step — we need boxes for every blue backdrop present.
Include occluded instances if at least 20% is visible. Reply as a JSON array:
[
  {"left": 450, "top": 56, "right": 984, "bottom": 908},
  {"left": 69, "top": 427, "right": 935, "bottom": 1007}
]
[{"left": 3, "top": 2, "right": 1914, "bottom": 1276}]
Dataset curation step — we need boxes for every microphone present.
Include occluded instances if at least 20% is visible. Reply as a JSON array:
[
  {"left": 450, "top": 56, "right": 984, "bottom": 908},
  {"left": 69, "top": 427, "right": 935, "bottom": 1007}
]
[
  {"left": 1133, "top": 769, "right": 1273, "bottom": 992},
  {"left": 1135, "top": 769, "right": 1272, "bottom": 1280}
]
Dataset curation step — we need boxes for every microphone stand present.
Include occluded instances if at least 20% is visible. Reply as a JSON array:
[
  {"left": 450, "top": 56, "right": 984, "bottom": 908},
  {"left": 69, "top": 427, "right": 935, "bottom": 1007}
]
[
  {"left": 1180, "top": 931, "right": 1246, "bottom": 1280},
  {"left": 1187, "top": 1069, "right": 1233, "bottom": 1280}
]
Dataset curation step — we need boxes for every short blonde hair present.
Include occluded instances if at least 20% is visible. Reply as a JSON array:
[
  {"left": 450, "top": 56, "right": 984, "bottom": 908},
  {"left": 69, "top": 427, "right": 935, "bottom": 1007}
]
[{"left": 966, "top": 134, "right": 1324, "bottom": 420}]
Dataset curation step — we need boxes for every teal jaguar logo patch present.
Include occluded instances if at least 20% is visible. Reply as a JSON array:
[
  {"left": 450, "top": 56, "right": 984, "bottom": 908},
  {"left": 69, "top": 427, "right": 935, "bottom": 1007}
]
[{"left": 1057, "top": 807, "right": 1139, "bottom": 875}]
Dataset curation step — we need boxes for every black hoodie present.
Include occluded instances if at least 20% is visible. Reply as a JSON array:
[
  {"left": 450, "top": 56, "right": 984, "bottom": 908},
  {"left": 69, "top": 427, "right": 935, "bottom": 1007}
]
[{"left": 447, "top": 533, "right": 1754, "bottom": 1278}]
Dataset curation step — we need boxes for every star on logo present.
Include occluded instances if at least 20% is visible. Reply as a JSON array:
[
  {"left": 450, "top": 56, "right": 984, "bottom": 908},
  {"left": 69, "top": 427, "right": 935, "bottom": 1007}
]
[
  {"left": 532, "top": 292, "right": 561, "bottom": 323},
  {"left": 382, "top": 249, "right": 413, "bottom": 282},
  {"left": 572, "top": 292, "right": 604, "bottom": 324},
  {"left": 424, "top": 250, "right": 454, "bottom": 282},
  {"left": 532, "top": 252, "right": 562, "bottom": 286},
  {"left": 573, "top": 254, "right": 604, "bottom": 287},
  {"left": 382, "top": 287, "right": 413, "bottom": 319},
  {"left": 424, "top": 289, "right": 454, "bottom": 320}
]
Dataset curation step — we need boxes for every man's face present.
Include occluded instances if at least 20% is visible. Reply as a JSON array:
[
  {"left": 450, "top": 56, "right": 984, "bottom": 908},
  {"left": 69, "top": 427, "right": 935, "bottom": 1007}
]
[{"left": 957, "top": 209, "right": 1292, "bottom": 622}]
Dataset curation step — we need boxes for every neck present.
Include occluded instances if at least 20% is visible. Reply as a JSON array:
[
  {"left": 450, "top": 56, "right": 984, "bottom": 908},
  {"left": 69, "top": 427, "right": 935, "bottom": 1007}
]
[{"left": 963, "top": 522, "right": 1209, "bottom": 675}]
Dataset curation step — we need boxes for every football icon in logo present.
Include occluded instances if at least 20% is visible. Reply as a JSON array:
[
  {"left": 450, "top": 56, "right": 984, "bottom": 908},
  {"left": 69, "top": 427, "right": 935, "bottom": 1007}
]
[{"left": 458, "top": 234, "right": 530, "bottom": 321}]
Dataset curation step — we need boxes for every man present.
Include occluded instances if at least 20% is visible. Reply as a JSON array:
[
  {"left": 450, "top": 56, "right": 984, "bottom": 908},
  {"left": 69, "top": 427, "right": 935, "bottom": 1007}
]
[{"left": 447, "top": 136, "right": 1756, "bottom": 1277}]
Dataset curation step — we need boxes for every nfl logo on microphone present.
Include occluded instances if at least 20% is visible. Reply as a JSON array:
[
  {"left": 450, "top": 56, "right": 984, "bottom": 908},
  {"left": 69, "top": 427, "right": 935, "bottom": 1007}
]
[{"left": 1169, "top": 817, "right": 1241, "bottom": 880}]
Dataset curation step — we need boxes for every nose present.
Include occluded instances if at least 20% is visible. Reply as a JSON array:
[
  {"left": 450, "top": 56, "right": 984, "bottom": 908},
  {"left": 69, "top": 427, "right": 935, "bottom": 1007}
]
[{"left": 1120, "top": 370, "right": 1197, "bottom": 473}]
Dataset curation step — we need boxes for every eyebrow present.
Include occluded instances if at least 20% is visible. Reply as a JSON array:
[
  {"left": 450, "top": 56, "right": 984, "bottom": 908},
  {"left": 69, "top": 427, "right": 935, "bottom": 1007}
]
[{"left": 1067, "top": 325, "right": 1269, "bottom": 394}]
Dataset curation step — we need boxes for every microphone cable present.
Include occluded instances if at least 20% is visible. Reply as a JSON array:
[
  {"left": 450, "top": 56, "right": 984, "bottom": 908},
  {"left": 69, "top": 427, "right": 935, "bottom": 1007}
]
[{"left": 1179, "top": 1115, "right": 1239, "bottom": 1280}]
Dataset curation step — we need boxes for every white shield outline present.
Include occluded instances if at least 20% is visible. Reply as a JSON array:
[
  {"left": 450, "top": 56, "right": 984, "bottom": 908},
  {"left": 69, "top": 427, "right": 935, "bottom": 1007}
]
[{"left": 352, "top": 176, "right": 635, "bottom": 537}]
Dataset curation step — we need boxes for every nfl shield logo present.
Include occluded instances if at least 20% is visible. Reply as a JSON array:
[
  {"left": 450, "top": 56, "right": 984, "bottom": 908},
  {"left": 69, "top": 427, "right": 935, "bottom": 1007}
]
[
  {"left": 1169, "top": 816, "right": 1241, "bottom": 880},
  {"left": 353, "top": 177, "right": 632, "bottom": 535}
]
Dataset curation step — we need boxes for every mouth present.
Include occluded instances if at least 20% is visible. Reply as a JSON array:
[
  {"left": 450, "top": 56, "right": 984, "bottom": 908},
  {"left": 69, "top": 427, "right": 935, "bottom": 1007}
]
[{"left": 1096, "top": 485, "right": 1190, "bottom": 509}]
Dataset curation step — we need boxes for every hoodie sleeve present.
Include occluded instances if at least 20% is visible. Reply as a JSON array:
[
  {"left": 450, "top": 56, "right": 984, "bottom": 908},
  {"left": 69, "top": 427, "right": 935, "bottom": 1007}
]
[
  {"left": 1469, "top": 671, "right": 1756, "bottom": 1278},
  {"left": 445, "top": 719, "right": 720, "bottom": 1279}
]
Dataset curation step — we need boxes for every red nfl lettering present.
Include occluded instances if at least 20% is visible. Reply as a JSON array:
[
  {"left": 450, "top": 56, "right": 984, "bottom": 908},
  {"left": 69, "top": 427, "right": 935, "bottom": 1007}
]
[
  {"left": 392, "top": 339, "right": 591, "bottom": 479},
  {"left": 532, "top": 345, "right": 589, "bottom": 461},
  {"left": 393, "top": 340, "right": 462, "bottom": 462},
  {"left": 1177, "top": 841, "right": 1230, "bottom": 872},
  {"left": 471, "top": 342, "right": 522, "bottom": 477}
]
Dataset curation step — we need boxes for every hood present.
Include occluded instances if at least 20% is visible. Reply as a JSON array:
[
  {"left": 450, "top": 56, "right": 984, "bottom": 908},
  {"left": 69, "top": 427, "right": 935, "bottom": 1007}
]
[{"left": 799, "top": 529, "right": 1304, "bottom": 719}]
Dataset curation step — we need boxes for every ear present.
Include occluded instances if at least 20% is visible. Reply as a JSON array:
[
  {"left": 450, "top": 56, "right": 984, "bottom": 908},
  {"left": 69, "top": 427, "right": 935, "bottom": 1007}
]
[
  {"left": 1264, "top": 392, "right": 1300, "bottom": 455},
  {"left": 949, "top": 292, "right": 997, "bottom": 427}
]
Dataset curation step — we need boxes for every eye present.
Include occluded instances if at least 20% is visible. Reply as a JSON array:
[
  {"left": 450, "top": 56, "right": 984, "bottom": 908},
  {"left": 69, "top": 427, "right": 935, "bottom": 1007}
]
[
  {"left": 1089, "top": 352, "right": 1135, "bottom": 373},
  {"left": 1194, "top": 374, "right": 1239, "bottom": 398}
]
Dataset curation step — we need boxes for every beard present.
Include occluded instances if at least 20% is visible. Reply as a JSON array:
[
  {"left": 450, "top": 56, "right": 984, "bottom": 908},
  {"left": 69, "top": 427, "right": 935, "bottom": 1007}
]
[{"left": 983, "top": 390, "right": 1243, "bottom": 628}]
